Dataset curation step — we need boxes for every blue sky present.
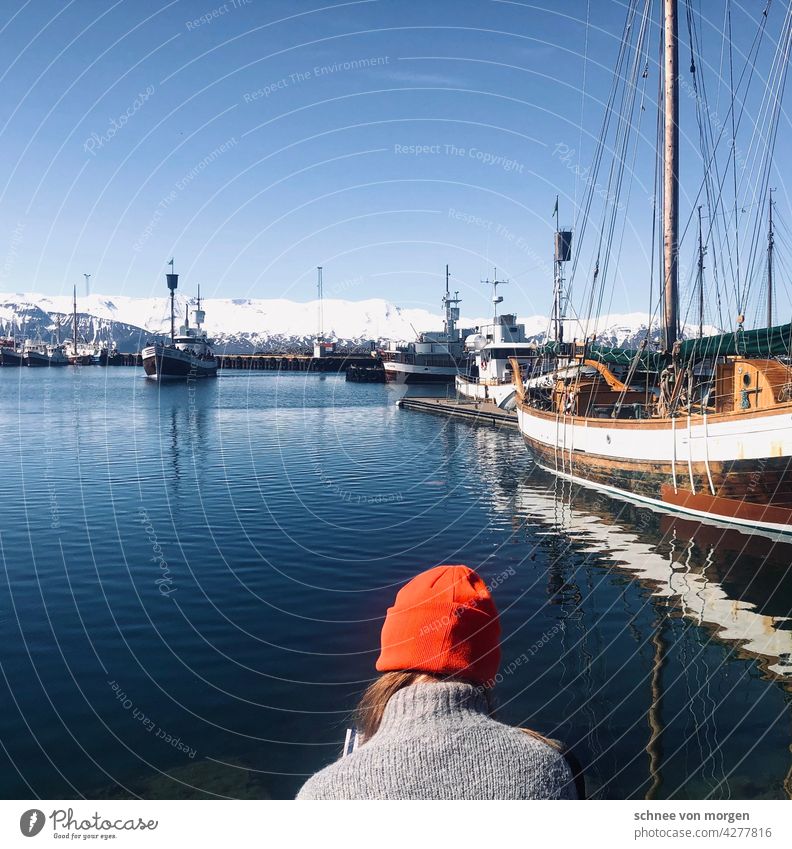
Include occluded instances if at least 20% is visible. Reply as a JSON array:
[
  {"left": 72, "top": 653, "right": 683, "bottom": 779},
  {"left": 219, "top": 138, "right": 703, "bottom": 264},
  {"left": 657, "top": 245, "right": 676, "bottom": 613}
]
[{"left": 0, "top": 0, "right": 790, "bottom": 326}]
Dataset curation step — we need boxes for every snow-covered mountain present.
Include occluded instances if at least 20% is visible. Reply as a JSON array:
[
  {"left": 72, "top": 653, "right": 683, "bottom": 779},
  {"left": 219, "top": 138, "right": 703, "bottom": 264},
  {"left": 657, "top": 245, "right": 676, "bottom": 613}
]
[{"left": 0, "top": 292, "right": 723, "bottom": 354}]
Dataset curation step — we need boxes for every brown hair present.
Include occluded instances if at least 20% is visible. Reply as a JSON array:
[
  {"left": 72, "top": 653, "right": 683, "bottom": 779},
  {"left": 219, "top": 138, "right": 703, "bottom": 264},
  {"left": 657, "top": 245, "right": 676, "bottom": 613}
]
[{"left": 353, "top": 671, "right": 496, "bottom": 741}]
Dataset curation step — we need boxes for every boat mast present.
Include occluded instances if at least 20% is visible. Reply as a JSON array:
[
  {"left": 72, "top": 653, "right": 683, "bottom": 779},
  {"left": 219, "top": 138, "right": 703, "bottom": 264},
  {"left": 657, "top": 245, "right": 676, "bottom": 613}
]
[
  {"left": 442, "top": 265, "right": 461, "bottom": 341},
  {"left": 552, "top": 197, "right": 572, "bottom": 344},
  {"left": 662, "top": 0, "right": 680, "bottom": 352},
  {"left": 73, "top": 284, "right": 78, "bottom": 360},
  {"left": 166, "top": 259, "right": 178, "bottom": 343},
  {"left": 696, "top": 206, "right": 706, "bottom": 339},
  {"left": 317, "top": 266, "right": 323, "bottom": 344},
  {"left": 767, "top": 188, "right": 775, "bottom": 328}
]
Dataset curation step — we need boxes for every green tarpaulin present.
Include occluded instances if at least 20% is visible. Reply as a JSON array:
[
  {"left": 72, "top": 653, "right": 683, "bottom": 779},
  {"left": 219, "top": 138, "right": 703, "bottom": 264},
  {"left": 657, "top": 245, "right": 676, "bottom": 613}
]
[
  {"left": 676, "top": 322, "right": 792, "bottom": 360},
  {"left": 535, "top": 322, "right": 792, "bottom": 370},
  {"left": 586, "top": 342, "right": 664, "bottom": 370}
]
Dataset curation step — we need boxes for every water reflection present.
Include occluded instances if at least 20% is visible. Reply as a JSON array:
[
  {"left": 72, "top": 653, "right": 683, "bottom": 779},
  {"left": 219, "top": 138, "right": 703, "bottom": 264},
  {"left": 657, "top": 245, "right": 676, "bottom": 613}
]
[{"left": 473, "top": 421, "right": 792, "bottom": 681}]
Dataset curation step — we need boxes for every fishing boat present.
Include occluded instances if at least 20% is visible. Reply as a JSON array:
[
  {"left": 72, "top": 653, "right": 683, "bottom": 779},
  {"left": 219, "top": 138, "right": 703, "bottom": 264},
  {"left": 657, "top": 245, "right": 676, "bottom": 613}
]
[
  {"left": 64, "top": 286, "right": 94, "bottom": 365},
  {"left": 22, "top": 337, "right": 49, "bottom": 366},
  {"left": 47, "top": 343, "right": 69, "bottom": 366},
  {"left": 141, "top": 263, "right": 217, "bottom": 380},
  {"left": 0, "top": 338, "right": 22, "bottom": 366},
  {"left": 456, "top": 278, "right": 540, "bottom": 410},
  {"left": 513, "top": 0, "right": 792, "bottom": 534},
  {"left": 381, "top": 266, "right": 469, "bottom": 384}
]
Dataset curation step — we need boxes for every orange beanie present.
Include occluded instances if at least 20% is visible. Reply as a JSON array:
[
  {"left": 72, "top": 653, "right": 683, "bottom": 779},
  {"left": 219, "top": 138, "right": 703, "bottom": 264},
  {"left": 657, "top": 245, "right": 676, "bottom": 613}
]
[{"left": 376, "top": 565, "right": 501, "bottom": 685}]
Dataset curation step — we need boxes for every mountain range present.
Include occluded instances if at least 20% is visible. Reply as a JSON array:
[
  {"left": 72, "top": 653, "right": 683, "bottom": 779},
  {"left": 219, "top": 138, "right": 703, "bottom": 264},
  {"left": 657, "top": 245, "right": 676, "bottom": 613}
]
[{"left": 0, "top": 292, "right": 722, "bottom": 354}]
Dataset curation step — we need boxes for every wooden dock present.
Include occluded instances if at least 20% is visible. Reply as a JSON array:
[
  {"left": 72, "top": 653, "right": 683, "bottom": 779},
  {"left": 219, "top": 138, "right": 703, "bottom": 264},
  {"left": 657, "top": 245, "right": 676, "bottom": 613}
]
[
  {"left": 216, "top": 354, "right": 378, "bottom": 372},
  {"left": 398, "top": 397, "right": 518, "bottom": 428}
]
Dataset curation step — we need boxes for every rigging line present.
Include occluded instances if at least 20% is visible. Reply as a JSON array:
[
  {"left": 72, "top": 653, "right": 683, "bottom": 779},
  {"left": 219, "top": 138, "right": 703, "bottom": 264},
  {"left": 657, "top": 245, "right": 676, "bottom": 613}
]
[
  {"left": 727, "top": 0, "right": 742, "bottom": 311},
  {"left": 739, "top": 3, "right": 792, "bottom": 311},
  {"left": 575, "top": 0, "right": 591, "bottom": 216},
  {"left": 677, "top": 4, "right": 771, "bottom": 252},
  {"left": 686, "top": 0, "right": 736, "bottom": 309},
  {"left": 567, "top": 0, "right": 639, "bottom": 303},
  {"left": 602, "top": 3, "right": 654, "bottom": 322},
  {"left": 685, "top": 1, "right": 736, "bottom": 330},
  {"left": 580, "top": 0, "right": 648, "bottom": 342}
]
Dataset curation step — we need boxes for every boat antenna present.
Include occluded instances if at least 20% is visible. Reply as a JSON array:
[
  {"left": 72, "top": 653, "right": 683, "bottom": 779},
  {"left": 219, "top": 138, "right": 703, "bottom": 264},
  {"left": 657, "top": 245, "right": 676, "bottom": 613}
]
[
  {"left": 662, "top": 0, "right": 679, "bottom": 353},
  {"left": 442, "top": 266, "right": 462, "bottom": 340},
  {"left": 166, "top": 258, "right": 178, "bottom": 344},
  {"left": 767, "top": 187, "right": 775, "bottom": 328},
  {"left": 73, "top": 284, "right": 78, "bottom": 363},
  {"left": 553, "top": 199, "right": 572, "bottom": 344},
  {"left": 482, "top": 268, "right": 507, "bottom": 324},
  {"left": 317, "top": 266, "right": 323, "bottom": 343}
]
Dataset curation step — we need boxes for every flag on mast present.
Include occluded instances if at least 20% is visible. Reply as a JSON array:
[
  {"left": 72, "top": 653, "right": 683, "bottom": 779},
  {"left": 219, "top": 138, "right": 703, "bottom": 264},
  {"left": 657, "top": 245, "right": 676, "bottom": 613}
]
[{"left": 552, "top": 196, "right": 558, "bottom": 218}]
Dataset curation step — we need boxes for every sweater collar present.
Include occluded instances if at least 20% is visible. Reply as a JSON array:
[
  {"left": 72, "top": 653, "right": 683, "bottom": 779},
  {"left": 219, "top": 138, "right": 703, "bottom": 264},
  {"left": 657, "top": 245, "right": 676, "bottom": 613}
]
[{"left": 377, "top": 681, "right": 490, "bottom": 732}]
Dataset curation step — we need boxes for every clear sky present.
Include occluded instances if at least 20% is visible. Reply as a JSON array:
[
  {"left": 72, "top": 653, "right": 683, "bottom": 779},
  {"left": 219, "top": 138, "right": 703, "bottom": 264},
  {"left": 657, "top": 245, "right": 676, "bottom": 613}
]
[{"left": 0, "top": 0, "right": 790, "bottom": 326}]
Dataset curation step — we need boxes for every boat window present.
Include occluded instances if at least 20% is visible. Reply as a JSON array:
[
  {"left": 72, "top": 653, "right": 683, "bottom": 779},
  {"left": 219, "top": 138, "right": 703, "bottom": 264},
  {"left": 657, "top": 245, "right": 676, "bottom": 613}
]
[{"left": 742, "top": 373, "right": 752, "bottom": 387}]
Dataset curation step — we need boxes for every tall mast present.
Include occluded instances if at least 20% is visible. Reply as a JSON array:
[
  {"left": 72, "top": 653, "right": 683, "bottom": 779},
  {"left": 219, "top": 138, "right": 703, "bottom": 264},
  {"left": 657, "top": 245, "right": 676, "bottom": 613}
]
[
  {"left": 696, "top": 206, "right": 706, "bottom": 339},
  {"left": 767, "top": 188, "right": 775, "bottom": 328},
  {"left": 317, "top": 266, "right": 323, "bottom": 342},
  {"left": 552, "top": 197, "right": 572, "bottom": 344},
  {"left": 442, "top": 266, "right": 461, "bottom": 340},
  {"left": 166, "top": 258, "right": 178, "bottom": 343},
  {"left": 73, "top": 284, "right": 78, "bottom": 360},
  {"left": 663, "top": 0, "right": 680, "bottom": 352}
]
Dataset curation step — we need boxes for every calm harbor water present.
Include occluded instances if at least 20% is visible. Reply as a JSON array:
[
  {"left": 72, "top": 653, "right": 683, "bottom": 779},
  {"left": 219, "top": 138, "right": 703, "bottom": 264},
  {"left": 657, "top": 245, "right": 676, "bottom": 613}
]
[{"left": 0, "top": 368, "right": 790, "bottom": 799}]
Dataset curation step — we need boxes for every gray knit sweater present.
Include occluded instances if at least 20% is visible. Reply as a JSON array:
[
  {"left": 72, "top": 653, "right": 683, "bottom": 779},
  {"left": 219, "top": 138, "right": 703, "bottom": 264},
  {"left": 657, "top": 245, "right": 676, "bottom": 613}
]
[{"left": 297, "top": 682, "right": 577, "bottom": 800}]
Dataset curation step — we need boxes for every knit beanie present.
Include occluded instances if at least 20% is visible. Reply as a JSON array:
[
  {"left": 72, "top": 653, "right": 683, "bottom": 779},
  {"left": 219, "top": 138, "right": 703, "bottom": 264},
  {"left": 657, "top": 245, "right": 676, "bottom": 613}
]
[{"left": 376, "top": 565, "right": 501, "bottom": 685}]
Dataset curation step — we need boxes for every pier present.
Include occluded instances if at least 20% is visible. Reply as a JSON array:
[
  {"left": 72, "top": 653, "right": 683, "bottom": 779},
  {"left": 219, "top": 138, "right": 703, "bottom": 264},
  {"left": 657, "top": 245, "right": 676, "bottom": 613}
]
[
  {"left": 216, "top": 354, "right": 379, "bottom": 372},
  {"left": 398, "top": 397, "right": 518, "bottom": 429}
]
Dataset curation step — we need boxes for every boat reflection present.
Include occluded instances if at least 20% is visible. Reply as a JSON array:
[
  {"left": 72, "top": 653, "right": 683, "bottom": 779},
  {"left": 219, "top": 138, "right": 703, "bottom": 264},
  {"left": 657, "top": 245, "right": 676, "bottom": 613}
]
[{"left": 474, "top": 427, "right": 792, "bottom": 682}]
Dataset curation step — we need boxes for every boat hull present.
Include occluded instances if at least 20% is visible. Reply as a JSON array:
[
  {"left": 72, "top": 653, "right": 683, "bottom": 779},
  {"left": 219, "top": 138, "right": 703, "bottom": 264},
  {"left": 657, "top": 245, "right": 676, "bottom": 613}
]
[
  {"left": 517, "top": 403, "right": 792, "bottom": 532},
  {"left": 383, "top": 362, "right": 460, "bottom": 384},
  {"left": 0, "top": 348, "right": 22, "bottom": 366},
  {"left": 455, "top": 376, "right": 517, "bottom": 409},
  {"left": 24, "top": 351, "right": 50, "bottom": 367},
  {"left": 142, "top": 344, "right": 217, "bottom": 380}
]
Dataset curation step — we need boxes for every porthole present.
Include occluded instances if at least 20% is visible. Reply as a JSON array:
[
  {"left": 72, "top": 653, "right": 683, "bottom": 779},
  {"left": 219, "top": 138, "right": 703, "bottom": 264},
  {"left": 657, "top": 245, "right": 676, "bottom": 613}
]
[{"left": 743, "top": 373, "right": 752, "bottom": 387}]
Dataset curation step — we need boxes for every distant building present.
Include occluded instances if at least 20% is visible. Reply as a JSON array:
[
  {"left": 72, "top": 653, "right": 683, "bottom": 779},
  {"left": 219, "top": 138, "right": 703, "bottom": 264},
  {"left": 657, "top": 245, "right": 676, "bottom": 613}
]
[{"left": 313, "top": 338, "right": 336, "bottom": 358}]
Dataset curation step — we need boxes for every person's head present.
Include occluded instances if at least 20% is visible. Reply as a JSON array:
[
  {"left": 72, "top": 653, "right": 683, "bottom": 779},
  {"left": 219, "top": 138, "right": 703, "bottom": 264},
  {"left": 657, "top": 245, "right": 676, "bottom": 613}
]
[{"left": 355, "top": 564, "right": 501, "bottom": 739}]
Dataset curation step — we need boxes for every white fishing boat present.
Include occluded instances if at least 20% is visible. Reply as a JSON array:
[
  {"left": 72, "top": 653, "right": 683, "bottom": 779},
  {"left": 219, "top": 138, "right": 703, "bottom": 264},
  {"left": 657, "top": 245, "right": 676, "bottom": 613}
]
[
  {"left": 456, "top": 279, "right": 539, "bottom": 410},
  {"left": 22, "top": 337, "right": 49, "bottom": 367},
  {"left": 381, "top": 266, "right": 469, "bottom": 384}
]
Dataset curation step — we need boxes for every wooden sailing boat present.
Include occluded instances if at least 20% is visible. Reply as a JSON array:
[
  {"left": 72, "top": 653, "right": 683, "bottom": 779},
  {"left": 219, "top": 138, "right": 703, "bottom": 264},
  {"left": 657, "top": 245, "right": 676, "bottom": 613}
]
[{"left": 513, "top": 0, "right": 792, "bottom": 534}]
